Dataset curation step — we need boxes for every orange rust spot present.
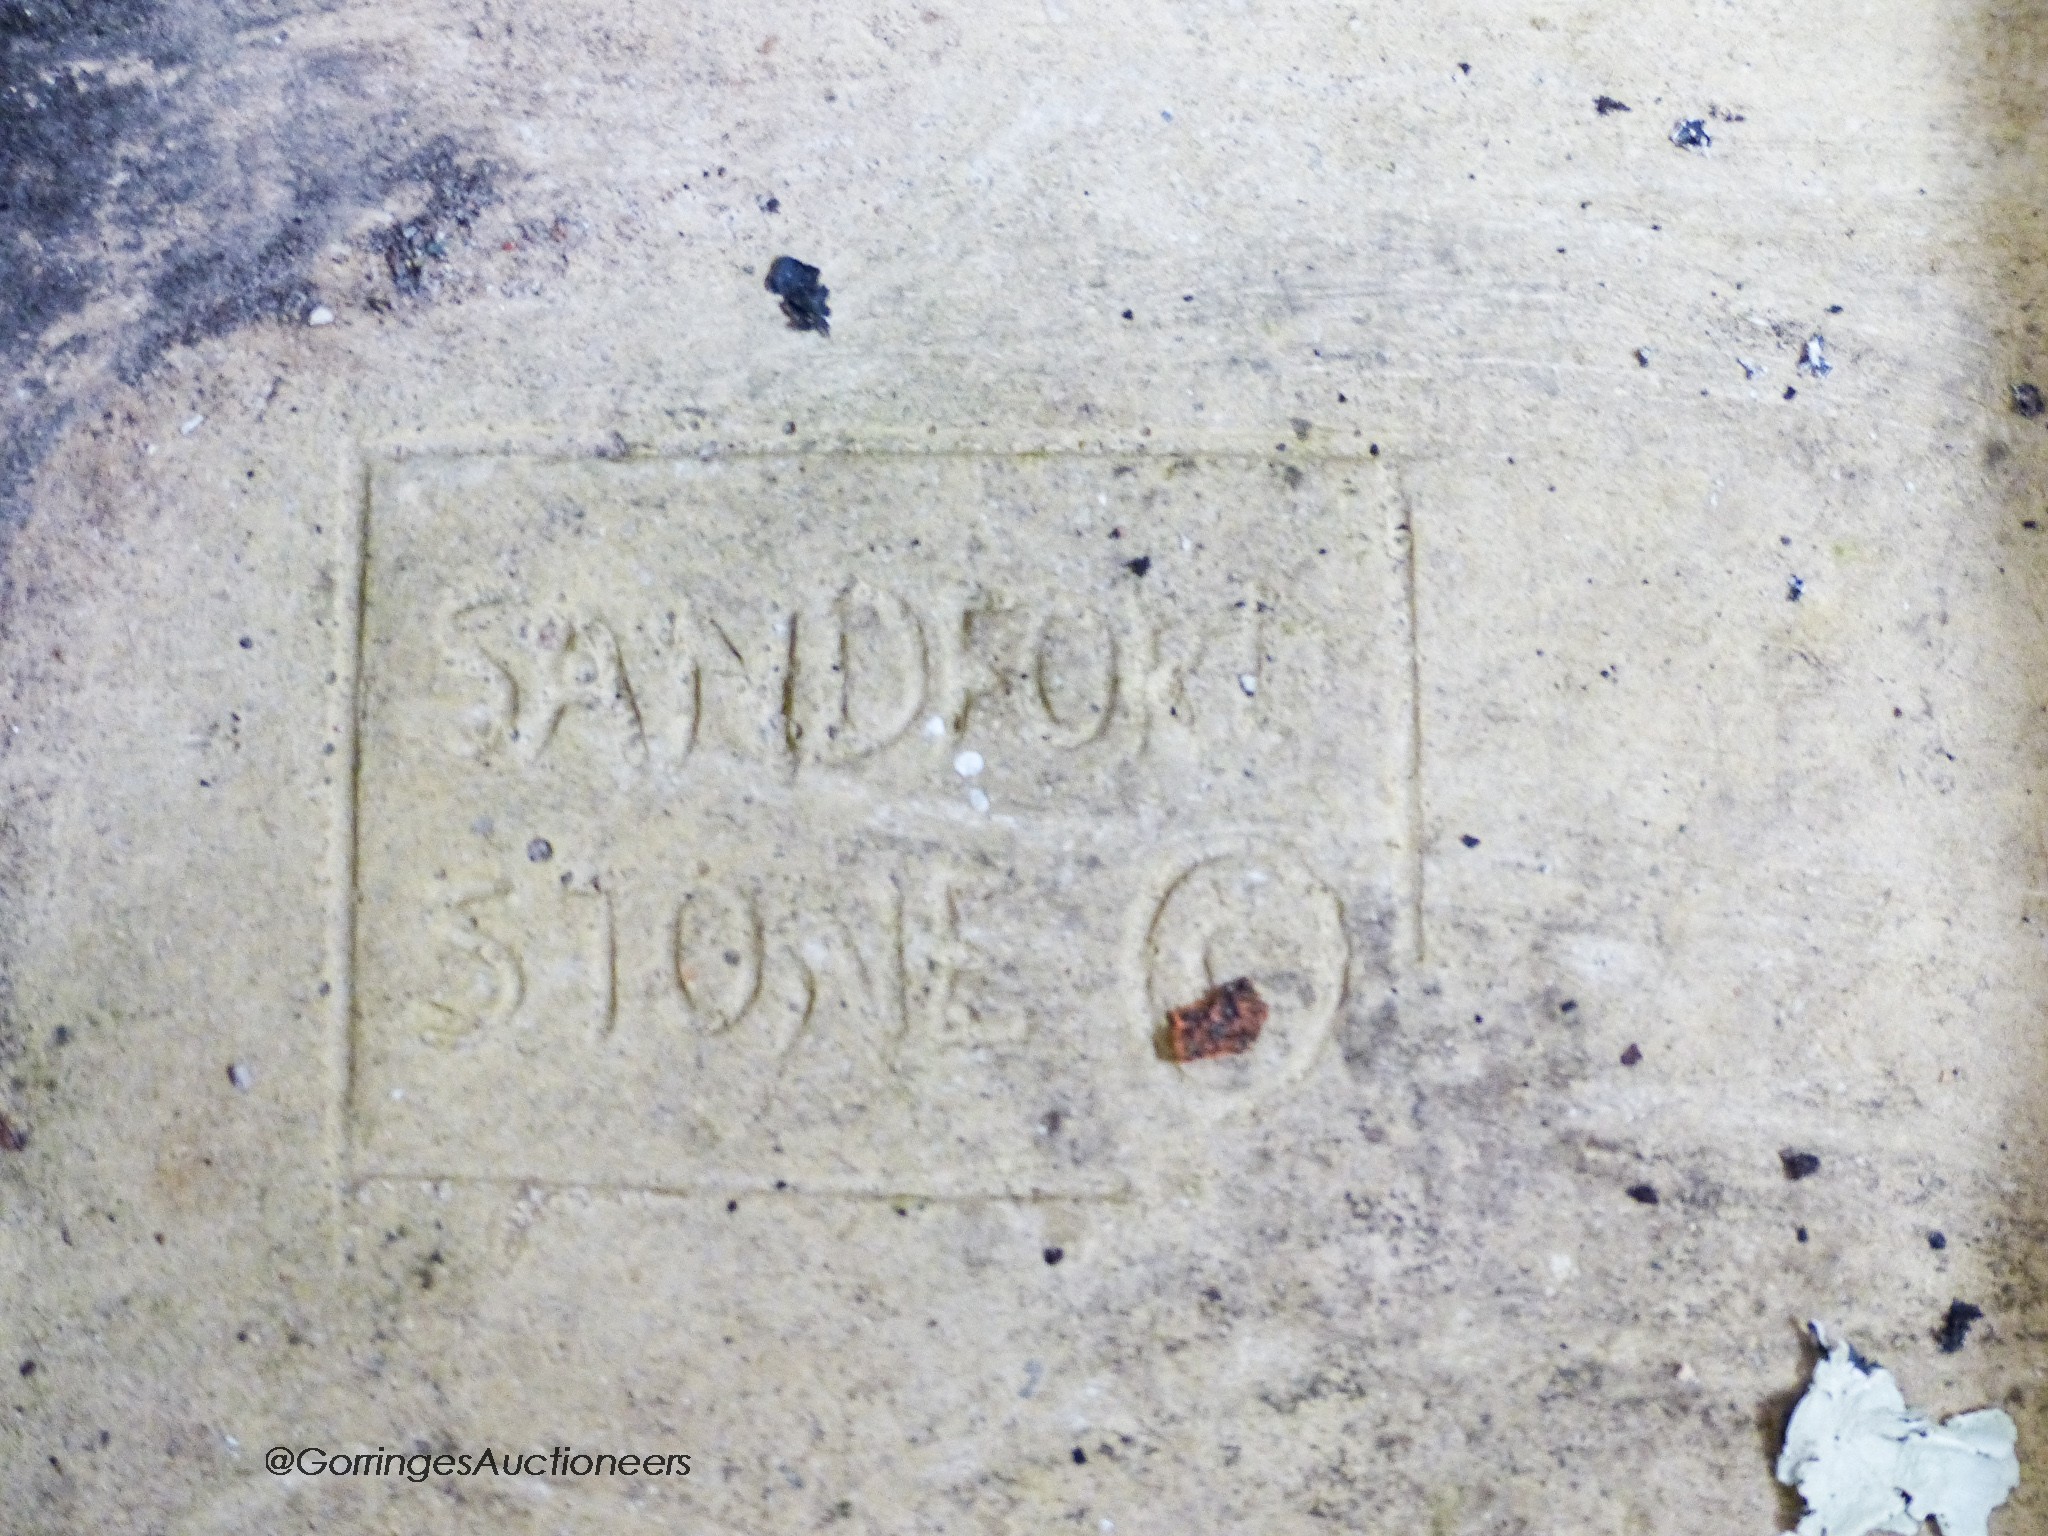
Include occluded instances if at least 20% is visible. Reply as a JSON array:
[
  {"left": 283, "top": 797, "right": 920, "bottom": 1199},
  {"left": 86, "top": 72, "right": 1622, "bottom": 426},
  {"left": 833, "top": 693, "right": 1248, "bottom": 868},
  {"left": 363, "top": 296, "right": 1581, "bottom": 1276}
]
[{"left": 1159, "top": 977, "right": 1267, "bottom": 1063}]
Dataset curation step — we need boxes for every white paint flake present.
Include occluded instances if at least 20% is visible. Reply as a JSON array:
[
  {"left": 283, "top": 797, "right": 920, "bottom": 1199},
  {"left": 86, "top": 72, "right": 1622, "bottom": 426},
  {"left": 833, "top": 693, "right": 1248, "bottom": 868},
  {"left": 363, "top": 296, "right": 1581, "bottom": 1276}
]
[{"left": 1776, "top": 1325, "right": 2019, "bottom": 1536}]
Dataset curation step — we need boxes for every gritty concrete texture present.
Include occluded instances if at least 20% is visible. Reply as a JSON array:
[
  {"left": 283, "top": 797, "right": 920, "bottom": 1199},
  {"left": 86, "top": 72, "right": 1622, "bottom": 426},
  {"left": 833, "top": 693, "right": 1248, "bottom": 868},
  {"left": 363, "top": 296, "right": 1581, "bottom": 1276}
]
[{"left": 5, "top": 1, "right": 2048, "bottom": 1532}]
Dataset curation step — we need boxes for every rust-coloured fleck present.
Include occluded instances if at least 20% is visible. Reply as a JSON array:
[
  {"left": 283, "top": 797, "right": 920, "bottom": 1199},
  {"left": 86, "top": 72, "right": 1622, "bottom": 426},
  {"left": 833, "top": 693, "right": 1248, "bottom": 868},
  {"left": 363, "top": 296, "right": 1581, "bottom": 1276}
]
[{"left": 1159, "top": 977, "right": 1268, "bottom": 1063}]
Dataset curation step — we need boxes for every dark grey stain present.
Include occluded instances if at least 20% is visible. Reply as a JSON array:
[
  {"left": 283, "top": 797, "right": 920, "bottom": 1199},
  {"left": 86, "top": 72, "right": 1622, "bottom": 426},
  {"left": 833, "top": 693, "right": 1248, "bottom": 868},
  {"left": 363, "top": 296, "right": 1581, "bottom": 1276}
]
[{"left": 0, "top": 0, "right": 501, "bottom": 542}]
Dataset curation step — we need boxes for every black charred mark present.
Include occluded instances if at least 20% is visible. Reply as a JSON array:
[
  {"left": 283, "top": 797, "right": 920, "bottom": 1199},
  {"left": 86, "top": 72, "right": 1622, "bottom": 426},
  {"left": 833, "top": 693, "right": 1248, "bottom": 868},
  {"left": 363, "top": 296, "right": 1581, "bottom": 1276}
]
[
  {"left": 1626, "top": 1183, "right": 1659, "bottom": 1205},
  {"left": 367, "top": 142, "right": 495, "bottom": 298},
  {"left": 1459, "top": 833, "right": 1480, "bottom": 847},
  {"left": 1929, "top": 1230, "right": 1948, "bottom": 1250},
  {"left": 0, "top": 3, "right": 505, "bottom": 538},
  {"left": 1, "top": 0, "right": 168, "bottom": 526},
  {"left": 1043, "top": 1246, "right": 1064, "bottom": 1266},
  {"left": 765, "top": 255, "right": 830, "bottom": 334},
  {"left": 1594, "top": 95, "right": 1630, "bottom": 115},
  {"left": 1936, "top": 1299, "right": 1983, "bottom": 1353},
  {"left": 1125, "top": 555, "right": 1151, "bottom": 577},
  {"left": 1779, "top": 1148, "right": 1821, "bottom": 1180}
]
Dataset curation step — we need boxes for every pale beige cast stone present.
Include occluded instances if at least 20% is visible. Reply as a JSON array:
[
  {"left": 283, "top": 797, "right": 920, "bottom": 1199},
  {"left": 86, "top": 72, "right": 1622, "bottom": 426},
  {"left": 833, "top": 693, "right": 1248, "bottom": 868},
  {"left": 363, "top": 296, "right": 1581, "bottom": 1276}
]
[{"left": 3, "top": 0, "right": 2047, "bottom": 1533}]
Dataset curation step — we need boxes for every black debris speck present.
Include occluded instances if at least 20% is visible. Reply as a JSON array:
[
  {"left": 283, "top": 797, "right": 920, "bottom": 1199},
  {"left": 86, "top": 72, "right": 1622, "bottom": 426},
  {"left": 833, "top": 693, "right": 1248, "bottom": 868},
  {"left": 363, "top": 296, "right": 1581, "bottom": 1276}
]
[
  {"left": 764, "top": 255, "right": 830, "bottom": 334},
  {"left": 1595, "top": 95, "right": 1631, "bottom": 115},
  {"left": 18, "top": 1360, "right": 33, "bottom": 1377},
  {"left": 1126, "top": 556, "right": 1151, "bottom": 577},
  {"left": 1459, "top": 833, "right": 1480, "bottom": 848},
  {"left": 1797, "top": 1226, "right": 1809, "bottom": 1242},
  {"left": 1779, "top": 1148, "right": 1821, "bottom": 1180},
  {"left": 2013, "top": 382, "right": 2044, "bottom": 419},
  {"left": 1787, "top": 575, "right": 1804, "bottom": 602},
  {"left": 1627, "top": 1183, "right": 1660, "bottom": 1205},
  {"left": 1071, "top": 1446, "right": 1087, "bottom": 1464},
  {"left": 1458, "top": 61, "right": 1470, "bottom": 74},
  {"left": 762, "top": 196, "right": 780, "bottom": 213},
  {"left": 1635, "top": 347, "right": 1651, "bottom": 367},
  {"left": 1936, "top": 1299, "right": 1984, "bottom": 1353},
  {"left": 1929, "top": 1230, "right": 1948, "bottom": 1250},
  {"left": 1670, "top": 119, "right": 1710, "bottom": 150},
  {"left": 1620, "top": 1042, "right": 1642, "bottom": 1066},
  {"left": 526, "top": 837, "right": 553, "bottom": 862},
  {"left": 725, "top": 1199, "right": 738, "bottom": 1213},
  {"left": 238, "top": 636, "right": 253, "bottom": 649},
  {"left": 1043, "top": 1246, "right": 1064, "bottom": 1266},
  {"left": 1121, "top": 308, "right": 1134, "bottom": 320},
  {"left": 1559, "top": 999, "right": 1578, "bottom": 1014},
  {"left": 1784, "top": 385, "right": 1797, "bottom": 400}
]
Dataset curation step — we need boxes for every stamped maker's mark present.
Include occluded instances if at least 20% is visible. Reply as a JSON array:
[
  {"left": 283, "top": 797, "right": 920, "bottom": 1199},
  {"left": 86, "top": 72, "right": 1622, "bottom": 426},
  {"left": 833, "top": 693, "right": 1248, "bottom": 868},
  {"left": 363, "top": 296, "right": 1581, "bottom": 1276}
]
[{"left": 349, "top": 453, "right": 1406, "bottom": 1193}]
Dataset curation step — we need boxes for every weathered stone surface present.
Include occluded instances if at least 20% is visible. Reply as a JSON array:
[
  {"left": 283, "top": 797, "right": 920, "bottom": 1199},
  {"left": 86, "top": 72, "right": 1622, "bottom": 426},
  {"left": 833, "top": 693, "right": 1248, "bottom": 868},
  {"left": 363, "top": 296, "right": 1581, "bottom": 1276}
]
[{"left": 4, "top": 2, "right": 2047, "bottom": 1532}]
